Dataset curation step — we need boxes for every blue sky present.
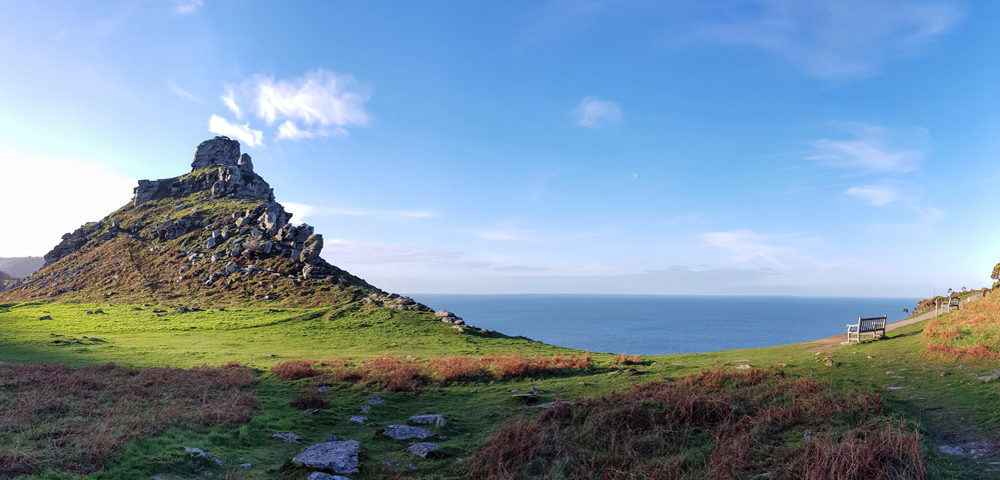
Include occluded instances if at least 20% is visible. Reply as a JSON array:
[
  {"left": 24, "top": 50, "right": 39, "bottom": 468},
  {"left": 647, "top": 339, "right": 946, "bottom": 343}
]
[{"left": 1, "top": 0, "right": 997, "bottom": 296}]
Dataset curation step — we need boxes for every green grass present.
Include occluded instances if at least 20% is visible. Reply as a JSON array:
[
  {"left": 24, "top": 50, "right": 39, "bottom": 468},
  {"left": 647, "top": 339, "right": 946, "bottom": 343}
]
[
  {"left": 3, "top": 300, "right": 1000, "bottom": 478},
  {"left": 0, "top": 302, "right": 567, "bottom": 368}
]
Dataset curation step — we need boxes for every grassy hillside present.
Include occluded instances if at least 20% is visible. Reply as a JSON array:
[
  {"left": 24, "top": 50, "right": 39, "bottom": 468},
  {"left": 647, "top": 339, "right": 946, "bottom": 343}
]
[{"left": 5, "top": 296, "right": 1000, "bottom": 478}]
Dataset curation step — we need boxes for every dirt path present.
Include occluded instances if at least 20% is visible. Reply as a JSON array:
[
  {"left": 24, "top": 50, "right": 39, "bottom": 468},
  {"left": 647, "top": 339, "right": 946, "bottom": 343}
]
[{"left": 805, "top": 292, "right": 986, "bottom": 349}]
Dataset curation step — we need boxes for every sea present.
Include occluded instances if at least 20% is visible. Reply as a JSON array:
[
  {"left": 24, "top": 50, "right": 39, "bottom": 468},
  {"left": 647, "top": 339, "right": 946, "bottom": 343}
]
[{"left": 410, "top": 294, "right": 918, "bottom": 355}]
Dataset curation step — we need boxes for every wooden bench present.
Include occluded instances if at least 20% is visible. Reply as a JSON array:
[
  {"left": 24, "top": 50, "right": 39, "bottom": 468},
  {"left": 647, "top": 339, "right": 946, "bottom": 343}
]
[
  {"left": 949, "top": 296, "right": 961, "bottom": 311},
  {"left": 845, "top": 315, "right": 887, "bottom": 343}
]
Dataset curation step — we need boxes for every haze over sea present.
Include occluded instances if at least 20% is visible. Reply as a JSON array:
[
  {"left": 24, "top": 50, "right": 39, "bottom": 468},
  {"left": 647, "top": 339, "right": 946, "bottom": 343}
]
[{"left": 413, "top": 294, "right": 918, "bottom": 355}]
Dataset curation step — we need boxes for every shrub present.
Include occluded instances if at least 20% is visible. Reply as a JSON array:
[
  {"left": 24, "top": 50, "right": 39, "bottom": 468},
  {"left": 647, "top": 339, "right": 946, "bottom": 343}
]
[
  {"left": 270, "top": 360, "right": 318, "bottom": 380},
  {"left": 365, "top": 356, "right": 427, "bottom": 392},
  {"left": 467, "top": 369, "right": 923, "bottom": 480}
]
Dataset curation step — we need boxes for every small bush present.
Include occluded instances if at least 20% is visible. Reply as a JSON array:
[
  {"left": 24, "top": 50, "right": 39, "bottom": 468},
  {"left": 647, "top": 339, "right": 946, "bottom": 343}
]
[
  {"left": 366, "top": 356, "right": 427, "bottom": 392},
  {"left": 270, "top": 360, "right": 318, "bottom": 380},
  {"left": 428, "top": 355, "right": 489, "bottom": 382}
]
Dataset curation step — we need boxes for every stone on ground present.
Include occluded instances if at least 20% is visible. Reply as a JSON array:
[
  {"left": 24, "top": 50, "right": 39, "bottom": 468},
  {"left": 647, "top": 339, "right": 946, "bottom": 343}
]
[
  {"left": 408, "top": 414, "right": 446, "bottom": 427},
  {"left": 383, "top": 425, "right": 434, "bottom": 440},
  {"left": 291, "top": 440, "right": 361, "bottom": 474},
  {"left": 408, "top": 442, "right": 439, "bottom": 458}
]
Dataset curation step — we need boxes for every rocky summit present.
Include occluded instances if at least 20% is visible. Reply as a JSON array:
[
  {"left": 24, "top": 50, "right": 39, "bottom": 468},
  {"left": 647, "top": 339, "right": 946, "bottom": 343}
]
[{"left": 0, "top": 137, "right": 430, "bottom": 309}]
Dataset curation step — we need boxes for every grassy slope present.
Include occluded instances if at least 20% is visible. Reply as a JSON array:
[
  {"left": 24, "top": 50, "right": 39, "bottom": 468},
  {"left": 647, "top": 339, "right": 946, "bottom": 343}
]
[{"left": 2, "top": 300, "right": 1000, "bottom": 479}]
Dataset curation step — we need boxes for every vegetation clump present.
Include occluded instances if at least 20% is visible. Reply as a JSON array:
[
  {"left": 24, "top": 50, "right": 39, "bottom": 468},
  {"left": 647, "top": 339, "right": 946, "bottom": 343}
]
[
  {"left": 924, "top": 292, "right": 1000, "bottom": 357},
  {"left": 467, "top": 369, "right": 923, "bottom": 480},
  {"left": 0, "top": 362, "right": 257, "bottom": 477},
  {"left": 270, "top": 353, "right": 593, "bottom": 391}
]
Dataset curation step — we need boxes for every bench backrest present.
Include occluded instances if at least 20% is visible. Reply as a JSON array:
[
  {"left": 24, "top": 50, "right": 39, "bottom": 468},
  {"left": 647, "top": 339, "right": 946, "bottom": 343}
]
[{"left": 858, "top": 316, "right": 887, "bottom": 332}]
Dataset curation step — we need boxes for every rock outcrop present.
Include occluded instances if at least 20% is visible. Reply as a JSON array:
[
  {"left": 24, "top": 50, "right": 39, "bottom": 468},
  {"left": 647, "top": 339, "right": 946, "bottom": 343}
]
[{"left": 3, "top": 137, "right": 442, "bottom": 313}]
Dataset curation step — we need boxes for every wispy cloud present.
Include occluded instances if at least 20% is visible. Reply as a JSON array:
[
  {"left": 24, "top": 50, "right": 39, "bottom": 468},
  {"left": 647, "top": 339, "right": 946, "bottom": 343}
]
[
  {"left": 700, "top": 229, "right": 788, "bottom": 263},
  {"left": 845, "top": 185, "right": 900, "bottom": 206},
  {"left": 806, "top": 123, "right": 924, "bottom": 172},
  {"left": 211, "top": 69, "right": 372, "bottom": 143},
  {"left": 282, "top": 201, "right": 436, "bottom": 222},
  {"left": 277, "top": 120, "right": 317, "bottom": 141},
  {"left": 692, "top": 0, "right": 963, "bottom": 78},
  {"left": 220, "top": 85, "right": 242, "bottom": 119},
  {"left": 174, "top": 0, "right": 203, "bottom": 15},
  {"left": 699, "top": 229, "right": 837, "bottom": 270},
  {"left": 208, "top": 114, "right": 263, "bottom": 148},
  {"left": 167, "top": 80, "right": 198, "bottom": 101},
  {"left": 574, "top": 96, "right": 622, "bottom": 128}
]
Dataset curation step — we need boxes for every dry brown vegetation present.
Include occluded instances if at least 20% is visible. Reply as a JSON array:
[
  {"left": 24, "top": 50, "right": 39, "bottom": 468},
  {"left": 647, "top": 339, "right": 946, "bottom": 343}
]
[
  {"left": 467, "top": 369, "right": 924, "bottom": 480},
  {"left": 924, "top": 292, "right": 1000, "bottom": 358},
  {"left": 271, "top": 353, "right": 592, "bottom": 392},
  {"left": 0, "top": 362, "right": 258, "bottom": 477}
]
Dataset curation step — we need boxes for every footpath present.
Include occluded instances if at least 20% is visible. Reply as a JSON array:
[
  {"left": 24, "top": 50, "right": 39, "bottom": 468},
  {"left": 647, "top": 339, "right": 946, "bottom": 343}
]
[{"left": 806, "top": 292, "right": 986, "bottom": 348}]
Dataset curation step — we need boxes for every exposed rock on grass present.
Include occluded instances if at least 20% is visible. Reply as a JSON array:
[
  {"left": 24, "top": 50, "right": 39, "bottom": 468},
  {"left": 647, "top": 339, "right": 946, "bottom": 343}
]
[{"left": 291, "top": 440, "right": 361, "bottom": 474}]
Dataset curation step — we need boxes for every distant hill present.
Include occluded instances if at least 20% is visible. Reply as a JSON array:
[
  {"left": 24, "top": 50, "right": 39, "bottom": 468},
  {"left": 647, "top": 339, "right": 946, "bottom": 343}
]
[
  {"left": 0, "top": 256, "right": 44, "bottom": 279},
  {"left": 0, "top": 270, "right": 15, "bottom": 281},
  {"left": 0, "top": 137, "right": 428, "bottom": 311}
]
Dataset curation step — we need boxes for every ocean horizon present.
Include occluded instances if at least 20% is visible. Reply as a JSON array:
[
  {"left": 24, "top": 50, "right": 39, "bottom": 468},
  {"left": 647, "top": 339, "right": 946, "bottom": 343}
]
[{"left": 410, "top": 294, "right": 919, "bottom": 355}]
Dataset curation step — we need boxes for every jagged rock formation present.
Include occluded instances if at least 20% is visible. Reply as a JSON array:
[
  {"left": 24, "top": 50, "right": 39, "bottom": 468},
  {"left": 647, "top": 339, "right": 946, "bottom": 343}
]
[{"left": 1, "top": 137, "right": 431, "bottom": 310}]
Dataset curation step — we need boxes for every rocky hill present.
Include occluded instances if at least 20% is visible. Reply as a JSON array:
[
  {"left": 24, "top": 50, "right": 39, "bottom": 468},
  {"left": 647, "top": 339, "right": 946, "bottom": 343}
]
[{"left": 0, "top": 137, "right": 429, "bottom": 310}]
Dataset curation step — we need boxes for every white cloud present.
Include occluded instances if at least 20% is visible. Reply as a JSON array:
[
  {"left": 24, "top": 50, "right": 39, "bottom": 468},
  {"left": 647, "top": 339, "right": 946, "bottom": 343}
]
[
  {"left": 692, "top": 0, "right": 963, "bottom": 78},
  {"left": 700, "top": 230, "right": 786, "bottom": 263},
  {"left": 277, "top": 120, "right": 316, "bottom": 141},
  {"left": 208, "top": 114, "right": 263, "bottom": 148},
  {"left": 281, "top": 202, "right": 317, "bottom": 223},
  {"left": 254, "top": 70, "right": 369, "bottom": 131},
  {"left": 212, "top": 69, "right": 371, "bottom": 142},
  {"left": 0, "top": 153, "right": 136, "bottom": 256},
  {"left": 806, "top": 123, "right": 924, "bottom": 172},
  {"left": 574, "top": 96, "right": 622, "bottom": 128},
  {"left": 220, "top": 85, "right": 242, "bottom": 119},
  {"left": 174, "top": 0, "right": 203, "bottom": 15},
  {"left": 167, "top": 80, "right": 198, "bottom": 101},
  {"left": 280, "top": 202, "right": 437, "bottom": 221},
  {"left": 845, "top": 185, "right": 900, "bottom": 205}
]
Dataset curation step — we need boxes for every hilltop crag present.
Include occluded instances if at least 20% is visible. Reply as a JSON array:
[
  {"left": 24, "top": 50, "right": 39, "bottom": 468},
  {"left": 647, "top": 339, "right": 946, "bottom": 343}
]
[{"left": 2, "top": 137, "right": 429, "bottom": 310}]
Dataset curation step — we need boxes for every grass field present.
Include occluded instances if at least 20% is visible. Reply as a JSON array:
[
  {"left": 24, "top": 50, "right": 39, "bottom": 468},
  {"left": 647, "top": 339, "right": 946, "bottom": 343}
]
[{"left": 3, "top": 298, "right": 1000, "bottom": 478}]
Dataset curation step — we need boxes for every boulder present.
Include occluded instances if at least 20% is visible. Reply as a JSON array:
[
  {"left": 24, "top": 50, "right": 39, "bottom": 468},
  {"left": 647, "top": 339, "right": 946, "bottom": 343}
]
[
  {"left": 300, "top": 234, "right": 324, "bottom": 264},
  {"left": 238, "top": 153, "right": 253, "bottom": 172},
  {"left": 382, "top": 425, "right": 434, "bottom": 440},
  {"left": 307, "top": 473, "right": 351, "bottom": 480},
  {"left": 367, "top": 395, "right": 386, "bottom": 405},
  {"left": 192, "top": 136, "right": 241, "bottom": 171},
  {"left": 272, "top": 432, "right": 301, "bottom": 443},
  {"left": 408, "top": 414, "right": 446, "bottom": 427},
  {"left": 408, "top": 442, "right": 438, "bottom": 458},
  {"left": 291, "top": 440, "right": 360, "bottom": 474}
]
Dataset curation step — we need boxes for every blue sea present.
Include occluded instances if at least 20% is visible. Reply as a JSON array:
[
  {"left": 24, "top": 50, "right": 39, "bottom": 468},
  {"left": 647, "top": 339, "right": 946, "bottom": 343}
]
[{"left": 410, "top": 294, "right": 918, "bottom": 355}]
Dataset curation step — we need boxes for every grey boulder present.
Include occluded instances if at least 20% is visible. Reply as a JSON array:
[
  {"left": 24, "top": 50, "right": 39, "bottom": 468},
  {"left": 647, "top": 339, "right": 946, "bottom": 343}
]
[
  {"left": 408, "top": 414, "right": 446, "bottom": 427},
  {"left": 291, "top": 440, "right": 360, "bottom": 474},
  {"left": 383, "top": 425, "right": 434, "bottom": 440}
]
